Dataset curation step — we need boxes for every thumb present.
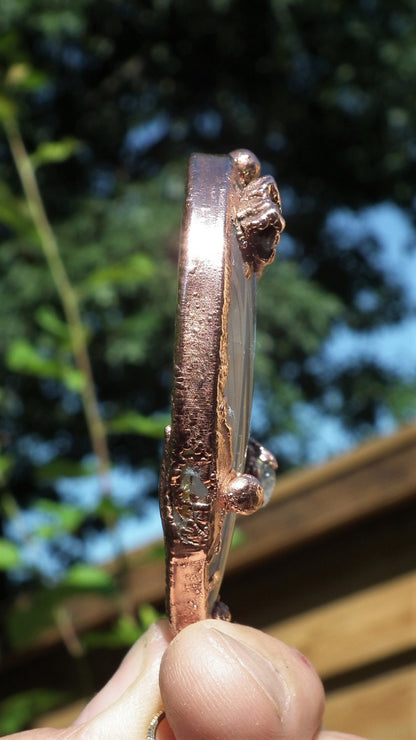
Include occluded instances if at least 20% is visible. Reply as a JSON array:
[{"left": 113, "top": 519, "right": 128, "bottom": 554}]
[{"left": 160, "top": 619, "right": 325, "bottom": 740}]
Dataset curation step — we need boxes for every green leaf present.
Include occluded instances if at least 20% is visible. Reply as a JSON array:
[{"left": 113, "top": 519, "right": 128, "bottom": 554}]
[
  {"left": 63, "top": 564, "right": 115, "bottom": 591},
  {"left": 231, "top": 526, "right": 247, "bottom": 550},
  {"left": 6, "top": 338, "right": 53, "bottom": 375},
  {"left": 6, "top": 581, "right": 114, "bottom": 651},
  {"left": 83, "top": 614, "right": 144, "bottom": 649},
  {"left": 80, "top": 254, "right": 155, "bottom": 295},
  {"left": 35, "top": 457, "right": 95, "bottom": 481},
  {"left": 0, "top": 537, "right": 21, "bottom": 570},
  {"left": 0, "top": 182, "right": 34, "bottom": 237},
  {"left": 0, "top": 453, "right": 13, "bottom": 478},
  {"left": 35, "top": 305, "right": 69, "bottom": 340},
  {"left": 61, "top": 365, "right": 86, "bottom": 393},
  {"left": 32, "top": 8, "right": 88, "bottom": 37},
  {"left": 0, "top": 31, "right": 20, "bottom": 57},
  {"left": 0, "top": 94, "right": 16, "bottom": 123},
  {"left": 0, "top": 688, "right": 68, "bottom": 734},
  {"left": 34, "top": 499, "right": 86, "bottom": 537},
  {"left": 6, "top": 588, "right": 63, "bottom": 650},
  {"left": 5, "top": 63, "right": 47, "bottom": 92},
  {"left": 30, "top": 138, "right": 81, "bottom": 168},
  {"left": 107, "top": 411, "right": 169, "bottom": 439},
  {"left": 138, "top": 603, "right": 162, "bottom": 630},
  {"left": 95, "top": 497, "right": 129, "bottom": 527},
  {"left": 82, "top": 605, "right": 163, "bottom": 650},
  {"left": 141, "top": 541, "right": 166, "bottom": 563},
  {"left": 6, "top": 339, "right": 85, "bottom": 392}
]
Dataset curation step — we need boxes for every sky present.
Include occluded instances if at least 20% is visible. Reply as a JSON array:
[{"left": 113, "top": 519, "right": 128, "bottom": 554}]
[{"left": 275, "top": 201, "right": 416, "bottom": 465}]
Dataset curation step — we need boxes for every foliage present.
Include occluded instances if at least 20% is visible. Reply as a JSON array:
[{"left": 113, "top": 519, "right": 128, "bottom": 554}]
[
  {"left": 6, "top": 566, "right": 116, "bottom": 652},
  {"left": 0, "top": 688, "right": 68, "bottom": 734},
  {"left": 0, "top": 0, "right": 415, "bottom": 726},
  {"left": 82, "top": 603, "right": 162, "bottom": 649},
  {"left": 0, "top": 536, "right": 20, "bottom": 570}
]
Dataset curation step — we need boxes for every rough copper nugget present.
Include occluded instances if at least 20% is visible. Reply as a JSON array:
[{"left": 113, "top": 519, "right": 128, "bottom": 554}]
[{"left": 159, "top": 149, "right": 285, "bottom": 635}]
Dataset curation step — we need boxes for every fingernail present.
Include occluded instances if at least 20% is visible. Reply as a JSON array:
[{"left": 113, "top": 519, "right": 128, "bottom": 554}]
[{"left": 206, "top": 627, "right": 291, "bottom": 719}]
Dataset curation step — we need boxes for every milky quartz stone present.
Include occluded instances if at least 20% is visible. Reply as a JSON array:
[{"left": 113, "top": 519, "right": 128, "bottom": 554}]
[
  {"left": 257, "top": 455, "right": 275, "bottom": 505},
  {"left": 208, "top": 226, "right": 256, "bottom": 608}
]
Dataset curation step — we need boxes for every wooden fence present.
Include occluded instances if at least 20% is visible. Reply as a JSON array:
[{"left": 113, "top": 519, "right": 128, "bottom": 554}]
[{"left": 3, "top": 424, "right": 416, "bottom": 738}]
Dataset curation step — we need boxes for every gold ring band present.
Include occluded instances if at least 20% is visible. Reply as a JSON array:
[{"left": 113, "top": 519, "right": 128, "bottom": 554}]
[{"left": 147, "top": 710, "right": 165, "bottom": 739}]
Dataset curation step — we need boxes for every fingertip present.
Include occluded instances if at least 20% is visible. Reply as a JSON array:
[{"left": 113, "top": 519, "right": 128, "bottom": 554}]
[{"left": 160, "top": 620, "right": 325, "bottom": 740}]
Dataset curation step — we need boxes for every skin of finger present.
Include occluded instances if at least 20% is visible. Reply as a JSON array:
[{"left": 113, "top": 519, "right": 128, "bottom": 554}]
[
  {"left": 160, "top": 619, "right": 325, "bottom": 740},
  {"left": 72, "top": 625, "right": 169, "bottom": 739},
  {"left": 70, "top": 621, "right": 172, "bottom": 740},
  {"left": 4, "top": 621, "right": 368, "bottom": 740},
  {"left": 318, "top": 733, "right": 369, "bottom": 739},
  {"left": 72, "top": 620, "right": 172, "bottom": 726}
]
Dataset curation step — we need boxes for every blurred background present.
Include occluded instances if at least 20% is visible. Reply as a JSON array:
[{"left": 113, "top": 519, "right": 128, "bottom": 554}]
[{"left": 0, "top": 0, "right": 415, "bottom": 734}]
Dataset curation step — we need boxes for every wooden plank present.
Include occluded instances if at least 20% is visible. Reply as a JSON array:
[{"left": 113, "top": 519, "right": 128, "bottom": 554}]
[
  {"left": 4, "top": 425, "right": 416, "bottom": 661},
  {"left": 266, "top": 572, "right": 416, "bottom": 679},
  {"left": 225, "top": 498, "right": 416, "bottom": 631},
  {"left": 227, "top": 431, "right": 416, "bottom": 571},
  {"left": 324, "top": 664, "right": 416, "bottom": 740},
  {"left": 4, "top": 427, "right": 416, "bottom": 729},
  {"left": 269, "top": 422, "right": 416, "bottom": 505},
  {"left": 2, "top": 500, "right": 413, "bottom": 707},
  {"left": 57, "top": 435, "right": 416, "bottom": 643},
  {"left": 55, "top": 422, "right": 416, "bottom": 630}
]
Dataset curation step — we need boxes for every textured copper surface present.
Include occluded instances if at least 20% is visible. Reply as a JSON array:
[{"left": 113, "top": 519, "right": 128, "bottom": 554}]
[
  {"left": 159, "top": 150, "right": 285, "bottom": 634},
  {"left": 231, "top": 149, "right": 286, "bottom": 278}
]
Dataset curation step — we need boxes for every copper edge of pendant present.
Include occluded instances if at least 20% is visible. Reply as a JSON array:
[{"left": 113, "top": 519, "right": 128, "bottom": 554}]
[
  {"left": 230, "top": 148, "right": 286, "bottom": 279},
  {"left": 159, "top": 149, "right": 285, "bottom": 635}
]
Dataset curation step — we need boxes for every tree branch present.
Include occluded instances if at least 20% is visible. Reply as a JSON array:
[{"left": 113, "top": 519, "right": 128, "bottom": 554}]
[{"left": 4, "top": 117, "right": 112, "bottom": 496}]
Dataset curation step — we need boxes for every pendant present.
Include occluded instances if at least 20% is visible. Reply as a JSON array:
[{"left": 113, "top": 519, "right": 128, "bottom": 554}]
[{"left": 159, "top": 149, "right": 284, "bottom": 634}]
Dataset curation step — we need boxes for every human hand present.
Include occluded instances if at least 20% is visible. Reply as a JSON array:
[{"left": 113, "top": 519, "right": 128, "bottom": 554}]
[{"left": 7, "top": 619, "right": 369, "bottom": 740}]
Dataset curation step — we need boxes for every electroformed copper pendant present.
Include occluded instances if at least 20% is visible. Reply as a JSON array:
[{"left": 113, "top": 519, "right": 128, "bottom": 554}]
[{"left": 159, "top": 149, "right": 285, "bottom": 635}]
